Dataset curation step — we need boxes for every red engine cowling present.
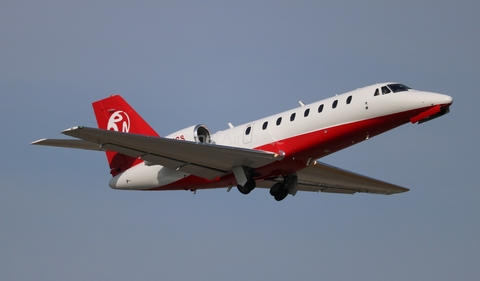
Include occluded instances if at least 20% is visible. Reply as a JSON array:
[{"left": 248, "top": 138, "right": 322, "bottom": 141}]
[{"left": 165, "top": 124, "right": 212, "bottom": 143}]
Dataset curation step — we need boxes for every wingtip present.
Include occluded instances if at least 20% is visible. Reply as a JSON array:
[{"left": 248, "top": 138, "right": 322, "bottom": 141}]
[
  {"left": 61, "top": 126, "right": 84, "bottom": 134},
  {"left": 30, "top": 138, "right": 47, "bottom": 145}
]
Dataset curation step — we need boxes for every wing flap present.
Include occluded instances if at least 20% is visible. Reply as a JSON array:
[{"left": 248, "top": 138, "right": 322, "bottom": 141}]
[
  {"left": 317, "top": 188, "right": 356, "bottom": 194},
  {"left": 174, "top": 164, "right": 226, "bottom": 180}
]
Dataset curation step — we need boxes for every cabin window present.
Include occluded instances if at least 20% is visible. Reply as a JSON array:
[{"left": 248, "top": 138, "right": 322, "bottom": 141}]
[
  {"left": 318, "top": 104, "right": 324, "bottom": 113},
  {"left": 381, "top": 86, "right": 391, "bottom": 95},
  {"left": 245, "top": 126, "right": 251, "bottom": 135},
  {"left": 276, "top": 117, "right": 282, "bottom": 126},
  {"left": 332, "top": 100, "right": 338, "bottom": 109},
  {"left": 346, "top": 95, "right": 352, "bottom": 104},
  {"left": 290, "top": 113, "right": 296, "bottom": 122},
  {"left": 262, "top": 121, "right": 268, "bottom": 130},
  {"left": 374, "top": 88, "right": 380, "bottom": 96},
  {"left": 304, "top": 108, "right": 310, "bottom": 117}
]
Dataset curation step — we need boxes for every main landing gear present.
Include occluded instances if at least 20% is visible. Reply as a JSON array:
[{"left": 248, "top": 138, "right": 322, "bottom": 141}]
[
  {"left": 269, "top": 175, "right": 298, "bottom": 202},
  {"left": 233, "top": 166, "right": 298, "bottom": 201},
  {"left": 269, "top": 182, "right": 289, "bottom": 201}
]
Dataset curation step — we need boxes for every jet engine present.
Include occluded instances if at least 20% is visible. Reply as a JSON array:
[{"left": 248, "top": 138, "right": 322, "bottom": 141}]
[{"left": 165, "top": 124, "right": 212, "bottom": 143}]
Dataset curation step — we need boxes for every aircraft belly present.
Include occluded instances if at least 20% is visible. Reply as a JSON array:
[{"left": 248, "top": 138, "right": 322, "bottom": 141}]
[{"left": 109, "top": 163, "right": 188, "bottom": 190}]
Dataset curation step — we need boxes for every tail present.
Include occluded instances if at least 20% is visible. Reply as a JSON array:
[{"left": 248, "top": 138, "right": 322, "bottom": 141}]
[{"left": 92, "top": 95, "right": 159, "bottom": 176}]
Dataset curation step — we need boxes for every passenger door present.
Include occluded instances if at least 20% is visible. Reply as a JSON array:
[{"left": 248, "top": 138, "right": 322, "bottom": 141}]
[{"left": 243, "top": 124, "right": 254, "bottom": 144}]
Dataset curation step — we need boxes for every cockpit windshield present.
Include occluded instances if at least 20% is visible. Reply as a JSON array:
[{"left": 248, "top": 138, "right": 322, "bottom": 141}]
[
  {"left": 373, "top": 83, "right": 413, "bottom": 97},
  {"left": 387, "top": 84, "right": 411, "bottom": 93}
]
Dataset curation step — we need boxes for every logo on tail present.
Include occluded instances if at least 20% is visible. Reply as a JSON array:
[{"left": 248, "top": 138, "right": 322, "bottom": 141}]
[{"left": 107, "top": 111, "right": 130, "bottom": 132}]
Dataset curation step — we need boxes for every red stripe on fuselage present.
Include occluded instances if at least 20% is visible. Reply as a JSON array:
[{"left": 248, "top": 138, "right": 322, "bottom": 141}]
[{"left": 147, "top": 106, "right": 436, "bottom": 191}]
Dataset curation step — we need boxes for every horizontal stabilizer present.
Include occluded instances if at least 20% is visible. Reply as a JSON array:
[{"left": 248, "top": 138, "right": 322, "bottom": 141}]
[{"left": 31, "top": 139, "right": 104, "bottom": 151}]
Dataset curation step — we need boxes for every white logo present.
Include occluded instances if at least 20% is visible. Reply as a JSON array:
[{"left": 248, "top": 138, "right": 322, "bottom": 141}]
[{"left": 107, "top": 111, "right": 130, "bottom": 132}]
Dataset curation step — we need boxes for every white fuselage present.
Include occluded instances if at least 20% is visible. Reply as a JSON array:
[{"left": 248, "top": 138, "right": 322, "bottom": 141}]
[
  {"left": 213, "top": 84, "right": 450, "bottom": 149},
  {"left": 109, "top": 83, "right": 452, "bottom": 190}
]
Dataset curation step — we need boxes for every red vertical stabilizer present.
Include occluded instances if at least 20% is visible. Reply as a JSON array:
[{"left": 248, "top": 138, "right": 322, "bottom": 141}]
[{"left": 92, "top": 95, "right": 159, "bottom": 176}]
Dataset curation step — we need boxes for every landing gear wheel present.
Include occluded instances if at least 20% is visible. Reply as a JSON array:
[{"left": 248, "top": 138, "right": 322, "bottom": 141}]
[
  {"left": 274, "top": 188, "right": 289, "bottom": 201},
  {"left": 237, "top": 179, "right": 256, "bottom": 195},
  {"left": 270, "top": 182, "right": 288, "bottom": 201},
  {"left": 269, "top": 182, "right": 283, "bottom": 196},
  {"left": 237, "top": 185, "right": 251, "bottom": 195}
]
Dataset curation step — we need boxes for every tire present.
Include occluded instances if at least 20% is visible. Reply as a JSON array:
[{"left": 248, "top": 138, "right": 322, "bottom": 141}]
[
  {"left": 237, "top": 184, "right": 251, "bottom": 195},
  {"left": 269, "top": 182, "right": 283, "bottom": 196},
  {"left": 274, "top": 188, "right": 289, "bottom": 201}
]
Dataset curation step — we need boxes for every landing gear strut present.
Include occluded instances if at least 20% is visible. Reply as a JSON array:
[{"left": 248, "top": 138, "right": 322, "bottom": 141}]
[{"left": 233, "top": 166, "right": 256, "bottom": 195}]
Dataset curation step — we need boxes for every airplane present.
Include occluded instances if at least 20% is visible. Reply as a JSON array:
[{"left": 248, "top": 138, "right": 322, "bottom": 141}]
[{"left": 31, "top": 83, "right": 453, "bottom": 201}]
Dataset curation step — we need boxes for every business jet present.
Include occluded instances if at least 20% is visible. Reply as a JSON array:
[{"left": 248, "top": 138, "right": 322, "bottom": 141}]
[{"left": 32, "top": 83, "right": 453, "bottom": 201}]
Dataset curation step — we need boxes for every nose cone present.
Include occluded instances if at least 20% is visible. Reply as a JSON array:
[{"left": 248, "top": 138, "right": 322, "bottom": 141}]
[
  {"left": 440, "top": 94, "right": 453, "bottom": 106},
  {"left": 421, "top": 91, "right": 453, "bottom": 107},
  {"left": 409, "top": 91, "right": 453, "bottom": 124}
]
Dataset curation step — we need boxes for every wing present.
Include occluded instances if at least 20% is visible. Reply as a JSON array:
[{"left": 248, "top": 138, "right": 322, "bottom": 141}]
[
  {"left": 47, "top": 126, "right": 283, "bottom": 180},
  {"left": 257, "top": 162, "right": 409, "bottom": 195}
]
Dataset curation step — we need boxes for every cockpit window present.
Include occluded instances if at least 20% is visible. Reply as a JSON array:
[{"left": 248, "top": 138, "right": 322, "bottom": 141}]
[
  {"left": 387, "top": 84, "right": 411, "bottom": 93},
  {"left": 381, "top": 86, "right": 391, "bottom": 95},
  {"left": 374, "top": 84, "right": 412, "bottom": 97}
]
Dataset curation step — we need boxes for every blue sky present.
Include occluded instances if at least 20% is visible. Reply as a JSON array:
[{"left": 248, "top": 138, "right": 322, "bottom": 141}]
[{"left": 1, "top": 1, "right": 479, "bottom": 280}]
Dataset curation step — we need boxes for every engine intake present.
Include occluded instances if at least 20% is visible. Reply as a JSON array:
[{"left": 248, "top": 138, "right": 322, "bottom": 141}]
[{"left": 165, "top": 124, "right": 212, "bottom": 143}]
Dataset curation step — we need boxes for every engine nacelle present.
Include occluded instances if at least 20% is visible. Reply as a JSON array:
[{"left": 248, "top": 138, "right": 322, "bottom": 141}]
[{"left": 165, "top": 124, "right": 212, "bottom": 143}]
